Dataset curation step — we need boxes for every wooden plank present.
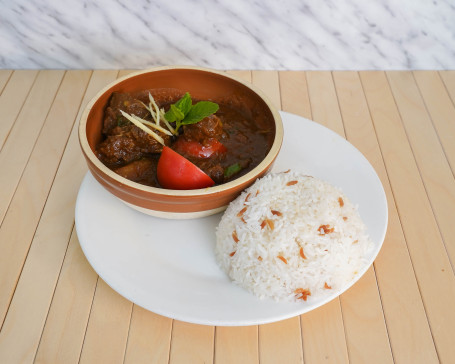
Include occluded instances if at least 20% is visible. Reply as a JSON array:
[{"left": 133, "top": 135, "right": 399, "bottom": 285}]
[
  {"left": 303, "top": 71, "right": 350, "bottom": 363},
  {"left": 123, "top": 306, "right": 172, "bottom": 364},
  {"left": 34, "top": 230, "right": 98, "bottom": 364},
  {"left": 0, "top": 70, "right": 93, "bottom": 363},
  {"left": 0, "top": 70, "right": 13, "bottom": 95},
  {"left": 439, "top": 71, "right": 455, "bottom": 104},
  {"left": 169, "top": 321, "right": 214, "bottom": 364},
  {"left": 340, "top": 269, "right": 393, "bottom": 364},
  {"left": 259, "top": 319, "right": 303, "bottom": 364},
  {"left": 118, "top": 69, "right": 139, "bottom": 77},
  {"left": 0, "top": 70, "right": 38, "bottom": 151},
  {"left": 306, "top": 71, "right": 345, "bottom": 137},
  {"left": 215, "top": 326, "right": 258, "bottom": 364},
  {"left": 0, "top": 71, "right": 91, "bottom": 329},
  {"left": 392, "top": 71, "right": 455, "bottom": 268},
  {"left": 361, "top": 70, "right": 455, "bottom": 363},
  {"left": 227, "top": 70, "right": 252, "bottom": 83},
  {"left": 227, "top": 70, "right": 253, "bottom": 83},
  {"left": 0, "top": 70, "right": 64, "bottom": 225},
  {"left": 413, "top": 71, "right": 455, "bottom": 174},
  {"left": 335, "top": 71, "right": 438, "bottom": 364},
  {"left": 252, "top": 71, "right": 281, "bottom": 107},
  {"left": 32, "top": 70, "right": 119, "bottom": 364},
  {"left": 78, "top": 280, "right": 133, "bottom": 364},
  {"left": 279, "top": 71, "right": 312, "bottom": 120},
  {"left": 301, "top": 300, "right": 349, "bottom": 364},
  {"left": 334, "top": 72, "right": 437, "bottom": 363}
]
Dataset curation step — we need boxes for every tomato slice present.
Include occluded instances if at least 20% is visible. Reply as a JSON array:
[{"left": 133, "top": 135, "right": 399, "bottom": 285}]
[
  {"left": 157, "top": 146, "right": 215, "bottom": 190},
  {"left": 173, "top": 138, "right": 226, "bottom": 159}
]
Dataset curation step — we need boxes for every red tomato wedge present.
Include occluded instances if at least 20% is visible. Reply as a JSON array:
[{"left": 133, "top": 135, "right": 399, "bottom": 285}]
[
  {"left": 157, "top": 146, "right": 215, "bottom": 190},
  {"left": 173, "top": 138, "right": 226, "bottom": 159}
]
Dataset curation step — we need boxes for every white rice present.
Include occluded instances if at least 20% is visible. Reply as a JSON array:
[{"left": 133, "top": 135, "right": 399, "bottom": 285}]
[{"left": 215, "top": 171, "right": 374, "bottom": 302}]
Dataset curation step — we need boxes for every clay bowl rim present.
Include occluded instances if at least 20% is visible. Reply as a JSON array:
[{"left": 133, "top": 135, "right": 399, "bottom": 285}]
[{"left": 78, "top": 65, "right": 284, "bottom": 197}]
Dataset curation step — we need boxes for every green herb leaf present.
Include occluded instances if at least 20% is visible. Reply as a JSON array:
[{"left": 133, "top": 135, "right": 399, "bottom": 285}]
[
  {"left": 164, "top": 92, "right": 191, "bottom": 123},
  {"left": 164, "top": 93, "right": 219, "bottom": 134},
  {"left": 171, "top": 104, "right": 185, "bottom": 120},
  {"left": 164, "top": 108, "right": 176, "bottom": 123},
  {"left": 175, "top": 92, "right": 192, "bottom": 116},
  {"left": 165, "top": 104, "right": 185, "bottom": 123},
  {"left": 182, "top": 101, "right": 219, "bottom": 125},
  {"left": 224, "top": 163, "right": 242, "bottom": 178}
]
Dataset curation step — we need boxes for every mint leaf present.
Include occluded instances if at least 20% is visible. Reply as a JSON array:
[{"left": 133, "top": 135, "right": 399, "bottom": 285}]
[
  {"left": 175, "top": 92, "right": 192, "bottom": 116},
  {"left": 164, "top": 108, "right": 177, "bottom": 122},
  {"left": 164, "top": 93, "right": 191, "bottom": 123},
  {"left": 224, "top": 163, "right": 242, "bottom": 178},
  {"left": 182, "top": 101, "right": 219, "bottom": 125},
  {"left": 163, "top": 93, "right": 219, "bottom": 134},
  {"left": 171, "top": 104, "right": 185, "bottom": 120},
  {"left": 165, "top": 104, "right": 185, "bottom": 123}
]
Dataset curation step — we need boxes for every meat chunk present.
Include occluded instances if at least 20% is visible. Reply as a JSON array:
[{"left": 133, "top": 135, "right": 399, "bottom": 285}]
[
  {"left": 133, "top": 88, "right": 185, "bottom": 107},
  {"left": 103, "top": 93, "right": 149, "bottom": 134},
  {"left": 103, "top": 89, "right": 185, "bottom": 135},
  {"left": 96, "top": 124, "right": 170, "bottom": 166},
  {"left": 181, "top": 115, "right": 224, "bottom": 145},
  {"left": 114, "top": 158, "right": 157, "bottom": 185},
  {"left": 97, "top": 134, "right": 142, "bottom": 166},
  {"left": 205, "top": 165, "right": 225, "bottom": 184}
]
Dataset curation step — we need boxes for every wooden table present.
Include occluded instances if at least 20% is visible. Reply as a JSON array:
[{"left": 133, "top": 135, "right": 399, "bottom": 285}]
[{"left": 0, "top": 69, "right": 454, "bottom": 364}]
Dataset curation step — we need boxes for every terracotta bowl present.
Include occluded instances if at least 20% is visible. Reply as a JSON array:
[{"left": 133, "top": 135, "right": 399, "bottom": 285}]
[{"left": 79, "top": 66, "right": 283, "bottom": 219}]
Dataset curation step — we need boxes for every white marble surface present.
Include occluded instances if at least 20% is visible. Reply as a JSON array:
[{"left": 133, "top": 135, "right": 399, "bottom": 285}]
[{"left": 0, "top": 0, "right": 454, "bottom": 70}]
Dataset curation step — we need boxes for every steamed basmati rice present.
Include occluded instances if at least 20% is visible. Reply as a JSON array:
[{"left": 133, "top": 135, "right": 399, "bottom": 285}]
[{"left": 215, "top": 171, "right": 374, "bottom": 302}]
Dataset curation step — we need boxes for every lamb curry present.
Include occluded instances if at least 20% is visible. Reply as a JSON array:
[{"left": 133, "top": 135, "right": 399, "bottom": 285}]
[{"left": 96, "top": 88, "right": 274, "bottom": 189}]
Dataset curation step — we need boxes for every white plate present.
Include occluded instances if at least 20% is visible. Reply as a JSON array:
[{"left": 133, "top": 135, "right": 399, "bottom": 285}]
[{"left": 75, "top": 111, "right": 388, "bottom": 326}]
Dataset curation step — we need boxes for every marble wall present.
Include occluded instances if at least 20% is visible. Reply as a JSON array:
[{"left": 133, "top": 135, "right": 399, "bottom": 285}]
[{"left": 1, "top": 0, "right": 453, "bottom": 70}]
